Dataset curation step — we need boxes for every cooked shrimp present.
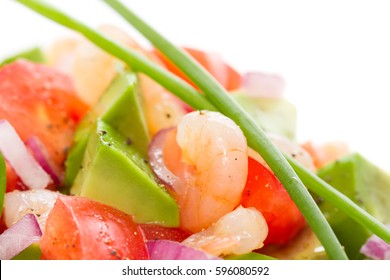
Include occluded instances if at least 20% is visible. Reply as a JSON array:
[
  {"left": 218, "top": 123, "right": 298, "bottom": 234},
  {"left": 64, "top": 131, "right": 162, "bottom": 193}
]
[
  {"left": 182, "top": 206, "right": 268, "bottom": 256},
  {"left": 47, "top": 25, "right": 185, "bottom": 135},
  {"left": 173, "top": 110, "right": 248, "bottom": 232},
  {"left": 301, "top": 140, "right": 350, "bottom": 169},
  {"left": 4, "top": 189, "right": 59, "bottom": 231}
]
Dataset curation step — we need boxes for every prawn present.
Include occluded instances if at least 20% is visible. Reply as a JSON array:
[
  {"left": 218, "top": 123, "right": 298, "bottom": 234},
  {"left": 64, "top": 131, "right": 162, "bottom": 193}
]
[
  {"left": 182, "top": 205, "right": 268, "bottom": 256},
  {"left": 47, "top": 25, "right": 185, "bottom": 135},
  {"left": 172, "top": 110, "right": 248, "bottom": 232}
]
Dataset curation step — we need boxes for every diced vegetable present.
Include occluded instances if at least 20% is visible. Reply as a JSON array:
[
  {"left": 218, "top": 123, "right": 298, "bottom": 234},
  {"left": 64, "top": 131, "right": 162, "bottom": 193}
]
[
  {"left": 360, "top": 225, "right": 390, "bottom": 260},
  {"left": 317, "top": 153, "right": 390, "bottom": 258},
  {"left": 231, "top": 92, "right": 297, "bottom": 140},
  {"left": 0, "top": 213, "right": 42, "bottom": 260},
  {"left": 71, "top": 120, "right": 179, "bottom": 226},
  {"left": 147, "top": 240, "right": 221, "bottom": 260},
  {"left": 26, "top": 136, "right": 62, "bottom": 185},
  {"left": 0, "top": 60, "right": 89, "bottom": 167},
  {"left": 40, "top": 195, "right": 149, "bottom": 260},
  {"left": 0, "top": 120, "right": 51, "bottom": 189},
  {"left": 65, "top": 70, "right": 149, "bottom": 187},
  {"left": 0, "top": 47, "right": 45, "bottom": 67},
  {"left": 139, "top": 224, "right": 190, "bottom": 242},
  {"left": 241, "top": 157, "right": 306, "bottom": 245}
]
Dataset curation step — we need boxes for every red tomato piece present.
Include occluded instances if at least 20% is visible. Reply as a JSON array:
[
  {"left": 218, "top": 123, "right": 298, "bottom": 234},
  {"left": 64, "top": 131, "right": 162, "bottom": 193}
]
[
  {"left": 40, "top": 195, "right": 149, "bottom": 260},
  {"left": 0, "top": 61, "right": 89, "bottom": 168},
  {"left": 5, "top": 163, "right": 28, "bottom": 192},
  {"left": 139, "top": 224, "right": 191, "bottom": 243},
  {"left": 155, "top": 47, "right": 241, "bottom": 91},
  {"left": 241, "top": 157, "right": 306, "bottom": 245}
]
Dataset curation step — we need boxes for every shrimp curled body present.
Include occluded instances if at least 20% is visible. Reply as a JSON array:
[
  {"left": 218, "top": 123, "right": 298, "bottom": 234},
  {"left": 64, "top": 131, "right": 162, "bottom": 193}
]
[
  {"left": 183, "top": 205, "right": 268, "bottom": 256},
  {"left": 174, "top": 111, "right": 248, "bottom": 232}
]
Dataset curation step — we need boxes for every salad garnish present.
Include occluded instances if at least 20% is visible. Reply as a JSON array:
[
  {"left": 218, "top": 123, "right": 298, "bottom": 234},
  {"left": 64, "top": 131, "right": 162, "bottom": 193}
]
[{"left": 1, "top": 0, "right": 389, "bottom": 260}]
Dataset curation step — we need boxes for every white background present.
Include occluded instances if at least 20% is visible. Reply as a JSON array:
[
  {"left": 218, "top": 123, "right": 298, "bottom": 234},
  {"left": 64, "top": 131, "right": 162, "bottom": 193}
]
[{"left": 1, "top": 0, "right": 390, "bottom": 170}]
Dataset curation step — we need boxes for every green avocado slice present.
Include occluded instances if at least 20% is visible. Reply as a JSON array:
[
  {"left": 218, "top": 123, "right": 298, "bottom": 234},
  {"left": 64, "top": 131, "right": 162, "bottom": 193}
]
[
  {"left": 231, "top": 92, "right": 297, "bottom": 140},
  {"left": 71, "top": 120, "right": 179, "bottom": 226},
  {"left": 12, "top": 243, "right": 41, "bottom": 260},
  {"left": 226, "top": 252, "right": 277, "bottom": 260},
  {"left": 317, "top": 153, "right": 390, "bottom": 259},
  {"left": 0, "top": 47, "right": 45, "bottom": 67},
  {"left": 64, "top": 71, "right": 150, "bottom": 188}
]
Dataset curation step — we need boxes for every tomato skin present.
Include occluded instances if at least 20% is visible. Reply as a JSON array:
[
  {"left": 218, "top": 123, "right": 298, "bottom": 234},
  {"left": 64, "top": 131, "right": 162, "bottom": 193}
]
[
  {"left": 0, "top": 61, "right": 89, "bottom": 167},
  {"left": 155, "top": 47, "right": 241, "bottom": 91},
  {"left": 139, "top": 224, "right": 190, "bottom": 243},
  {"left": 241, "top": 157, "right": 306, "bottom": 245},
  {"left": 40, "top": 195, "right": 149, "bottom": 260}
]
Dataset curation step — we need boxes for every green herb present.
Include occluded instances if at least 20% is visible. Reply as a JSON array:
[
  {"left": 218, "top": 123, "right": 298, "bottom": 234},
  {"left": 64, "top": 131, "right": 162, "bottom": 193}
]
[{"left": 0, "top": 152, "right": 6, "bottom": 217}]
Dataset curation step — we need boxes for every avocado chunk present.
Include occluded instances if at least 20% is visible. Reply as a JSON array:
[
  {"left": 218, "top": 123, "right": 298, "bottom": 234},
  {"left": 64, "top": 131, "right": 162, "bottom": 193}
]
[
  {"left": 317, "top": 153, "right": 390, "bottom": 258},
  {"left": 226, "top": 252, "right": 277, "bottom": 260},
  {"left": 71, "top": 120, "right": 179, "bottom": 226},
  {"left": 64, "top": 71, "right": 150, "bottom": 188},
  {"left": 258, "top": 226, "right": 327, "bottom": 260},
  {"left": 0, "top": 47, "right": 45, "bottom": 67},
  {"left": 231, "top": 92, "right": 297, "bottom": 140},
  {"left": 12, "top": 243, "right": 41, "bottom": 260}
]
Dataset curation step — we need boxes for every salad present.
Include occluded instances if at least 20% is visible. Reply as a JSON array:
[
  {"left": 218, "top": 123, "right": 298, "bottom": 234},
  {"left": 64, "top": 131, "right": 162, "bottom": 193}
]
[{"left": 1, "top": 0, "right": 390, "bottom": 260}]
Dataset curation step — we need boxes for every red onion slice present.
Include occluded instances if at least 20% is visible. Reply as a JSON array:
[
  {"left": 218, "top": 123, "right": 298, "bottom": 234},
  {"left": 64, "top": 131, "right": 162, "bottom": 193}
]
[
  {"left": 147, "top": 240, "right": 221, "bottom": 260},
  {"left": 148, "top": 127, "right": 179, "bottom": 191},
  {"left": 242, "top": 72, "right": 285, "bottom": 98},
  {"left": 0, "top": 213, "right": 42, "bottom": 260},
  {"left": 360, "top": 226, "right": 390, "bottom": 260},
  {"left": 26, "top": 136, "right": 62, "bottom": 185},
  {"left": 0, "top": 120, "right": 51, "bottom": 189}
]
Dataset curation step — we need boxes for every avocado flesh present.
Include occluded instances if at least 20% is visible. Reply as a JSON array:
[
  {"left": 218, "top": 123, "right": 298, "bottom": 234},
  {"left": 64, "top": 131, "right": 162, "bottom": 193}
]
[
  {"left": 64, "top": 71, "right": 150, "bottom": 188},
  {"left": 0, "top": 47, "right": 45, "bottom": 67},
  {"left": 71, "top": 120, "right": 179, "bottom": 226},
  {"left": 12, "top": 243, "right": 41, "bottom": 260},
  {"left": 317, "top": 153, "right": 390, "bottom": 259},
  {"left": 231, "top": 92, "right": 297, "bottom": 140},
  {"left": 226, "top": 252, "right": 277, "bottom": 260}
]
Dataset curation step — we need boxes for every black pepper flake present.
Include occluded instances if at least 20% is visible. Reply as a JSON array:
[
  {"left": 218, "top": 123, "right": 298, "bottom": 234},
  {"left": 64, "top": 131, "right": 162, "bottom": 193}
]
[
  {"left": 143, "top": 159, "right": 149, "bottom": 164},
  {"left": 126, "top": 138, "right": 132, "bottom": 145},
  {"left": 109, "top": 250, "right": 118, "bottom": 256},
  {"left": 98, "top": 130, "right": 107, "bottom": 136},
  {"left": 165, "top": 113, "right": 171, "bottom": 119}
]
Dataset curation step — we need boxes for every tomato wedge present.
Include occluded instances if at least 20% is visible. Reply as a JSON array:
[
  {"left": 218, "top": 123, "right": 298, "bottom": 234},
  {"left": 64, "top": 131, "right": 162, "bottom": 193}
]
[
  {"left": 241, "top": 157, "right": 306, "bottom": 245},
  {"left": 0, "top": 61, "right": 89, "bottom": 191},
  {"left": 139, "top": 224, "right": 190, "bottom": 243},
  {"left": 0, "top": 61, "right": 89, "bottom": 167},
  {"left": 155, "top": 47, "right": 241, "bottom": 91},
  {"left": 40, "top": 195, "right": 149, "bottom": 260}
]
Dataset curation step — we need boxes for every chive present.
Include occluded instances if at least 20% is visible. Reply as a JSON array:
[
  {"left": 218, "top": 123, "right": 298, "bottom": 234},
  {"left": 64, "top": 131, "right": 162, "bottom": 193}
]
[
  {"left": 0, "top": 152, "right": 6, "bottom": 217},
  {"left": 14, "top": 0, "right": 215, "bottom": 113},
  {"left": 102, "top": 0, "right": 347, "bottom": 260},
  {"left": 15, "top": 0, "right": 351, "bottom": 259}
]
